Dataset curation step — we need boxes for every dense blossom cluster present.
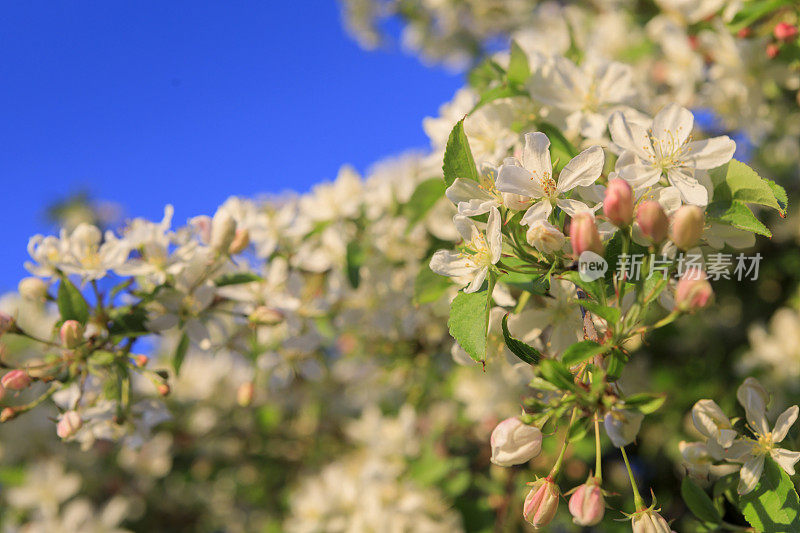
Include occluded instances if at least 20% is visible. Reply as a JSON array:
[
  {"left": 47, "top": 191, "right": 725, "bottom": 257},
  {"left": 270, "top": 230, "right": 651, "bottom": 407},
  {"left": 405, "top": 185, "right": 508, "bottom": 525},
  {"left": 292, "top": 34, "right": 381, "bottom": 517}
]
[{"left": 1, "top": 0, "right": 800, "bottom": 531}]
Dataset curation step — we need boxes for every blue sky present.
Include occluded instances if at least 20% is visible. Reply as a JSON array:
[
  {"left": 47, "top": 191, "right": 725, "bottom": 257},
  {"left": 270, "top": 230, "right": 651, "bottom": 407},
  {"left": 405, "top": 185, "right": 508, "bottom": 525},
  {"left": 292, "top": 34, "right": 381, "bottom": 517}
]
[{"left": 0, "top": 2, "right": 463, "bottom": 291}]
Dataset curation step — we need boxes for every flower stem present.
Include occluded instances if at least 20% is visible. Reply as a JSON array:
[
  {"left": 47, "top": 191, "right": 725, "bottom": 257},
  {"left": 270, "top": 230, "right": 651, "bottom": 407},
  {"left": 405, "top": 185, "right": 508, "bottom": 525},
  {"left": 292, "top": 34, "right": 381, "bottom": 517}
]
[
  {"left": 620, "top": 446, "right": 645, "bottom": 510},
  {"left": 550, "top": 406, "right": 578, "bottom": 479},
  {"left": 594, "top": 414, "right": 603, "bottom": 483}
]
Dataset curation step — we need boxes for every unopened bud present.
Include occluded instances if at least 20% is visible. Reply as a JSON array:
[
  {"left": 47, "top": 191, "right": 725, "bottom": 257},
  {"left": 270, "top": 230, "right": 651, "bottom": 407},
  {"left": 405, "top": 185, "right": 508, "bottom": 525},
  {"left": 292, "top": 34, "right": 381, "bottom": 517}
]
[
  {"left": 570, "top": 213, "right": 603, "bottom": 257},
  {"left": 228, "top": 228, "right": 250, "bottom": 255},
  {"left": 767, "top": 43, "right": 780, "bottom": 59},
  {"left": 490, "top": 417, "right": 543, "bottom": 466},
  {"left": 134, "top": 355, "right": 149, "bottom": 367},
  {"left": 210, "top": 212, "right": 237, "bottom": 253},
  {"left": 1, "top": 370, "right": 31, "bottom": 391},
  {"left": 670, "top": 206, "right": 704, "bottom": 250},
  {"left": 0, "top": 407, "right": 17, "bottom": 422},
  {"left": 675, "top": 268, "right": 713, "bottom": 312},
  {"left": 56, "top": 410, "right": 82, "bottom": 439},
  {"left": 737, "top": 27, "right": 751, "bottom": 39},
  {"left": 0, "top": 384, "right": 5, "bottom": 402},
  {"left": 631, "top": 509, "right": 672, "bottom": 533},
  {"left": 249, "top": 306, "right": 284, "bottom": 326},
  {"left": 18, "top": 277, "right": 49, "bottom": 301},
  {"left": 774, "top": 22, "right": 798, "bottom": 41},
  {"left": 237, "top": 381, "right": 255, "bottom": 407},
  {"left": 157, "top": 383, "right": 171, "bottom": 397},
  {"left": 0, "top": 312, "right": 14, "bottom": 336},
  {"left": 636, "top": 201, "right": 669, "bottom": 244},
  {"left": 604, "top": 179, "right": 634, "bottom": 227},
  {"left": 59, "top": 320, "right": 84, "bottom": 349},
  {"left": 526, "top": 220, "right": 565, "bottom": 254},
  {"left": 568, "top": 478, "right": 605, "bottom": 526},
  {"left": 523, "top": 477, "right": 560, "bottom": 528}
]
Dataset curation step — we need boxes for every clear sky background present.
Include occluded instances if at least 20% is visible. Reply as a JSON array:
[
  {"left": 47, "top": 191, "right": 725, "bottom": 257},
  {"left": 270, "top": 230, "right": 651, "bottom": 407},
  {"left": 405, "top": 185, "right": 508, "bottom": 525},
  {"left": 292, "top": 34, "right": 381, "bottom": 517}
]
[{"left": 0, "top": 2, "right": 463, "bottom": 291}]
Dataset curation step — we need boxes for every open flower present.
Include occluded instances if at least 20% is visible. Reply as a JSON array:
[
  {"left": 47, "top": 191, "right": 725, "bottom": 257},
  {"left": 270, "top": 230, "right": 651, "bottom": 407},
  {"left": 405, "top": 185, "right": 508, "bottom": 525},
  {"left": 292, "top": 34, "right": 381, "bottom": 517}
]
[
  {"left": 496, "top": 132, "right": 604, "bottom": 224},
  {"left": 445, "top": 163, "right": 504, "bottom": 216},
  {"left": 609, "top": 104, "right": 735, "bottom": 206},
  {"left": 430, "top": 207, "right": 502, "bottom": 293},
  {"left": 732, "top": 378, "right": 800, "bottom": 494}
]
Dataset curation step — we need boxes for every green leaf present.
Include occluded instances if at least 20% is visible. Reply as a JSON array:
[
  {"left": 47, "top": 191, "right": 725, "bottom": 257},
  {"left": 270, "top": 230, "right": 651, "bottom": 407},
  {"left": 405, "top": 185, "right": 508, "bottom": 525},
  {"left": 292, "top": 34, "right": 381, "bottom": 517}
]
[
  {"left": 214, "top": 272, "right": 264, "bottom": 286},
  {"left": 567, "top": 417, "right": 589, "bottom": 442},
  {"left": 605, "top": 348, "right": 627, "bottom": 381},
  {"left": 765, "top": 178, "right": 788, "bottom": 214},
  {"left": 414, "top": 265, "right": 451, "bottom": 305},
  {"left": 468, "top": 58, "right": 505, "bottom": 92},
  {"left": 345, "top": 240, "right": 365, "bottom": 288},
  {"left": 739, "top": 457, "right": 800, "bottom": 532},
  {"left": 539, "top": 359, "right": 575, "bottom": 390},
  {"left": 624, "top": 393, "right": 667, "bottom": 414},
  {"left": 108, "top": 305, "right": 149, "bottom": 337},
  {"left": 559, "top": 271, "right": 602, "bottom": 301},
  {"left": 578, "top": 299, "right": 621, "bottom": 325},
  {"left": 681, "top": 477, "right": 722, "bottom": 525},
  {"left": 501, "top": 314, "right": 541, "bottom": 365},
  {"left": 448, "top": 288, "right": 491, "bottom": 362},
  {"left": 442, "top": 119, "right": 479, "bottom": 188},
  {"left": 537, "top": 122, "right": 578, "bottom": 172},
  {"left": 506, "top": 40, "right": 530, "bottom": 86},
  {"left": 473, "top": 84, "right": 527, "bottom": 111},
  {"left": 706, "top": 200, "right": 771, "bottom": 237},
  {"left": 404, "top": 178, "right": 446, "bottom": 228},
  {"left": 561, "top": 340, "right": 607, "bottom": 366},
  {"left": 173, "top": 332, "right": 190, "bottom": 374},
  {"left": 57, "top": 276, "right": 90, "bottom": 324},
  {"left": 710, "top": 159, "right": 783, "bottom": 213}
]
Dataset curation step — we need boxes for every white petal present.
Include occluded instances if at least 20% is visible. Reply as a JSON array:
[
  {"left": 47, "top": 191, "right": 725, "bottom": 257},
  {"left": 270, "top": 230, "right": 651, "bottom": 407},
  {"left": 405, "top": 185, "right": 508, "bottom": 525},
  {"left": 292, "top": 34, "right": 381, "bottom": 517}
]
[
  {"left": 556, "top": 198, "right": 593, "bottom": 217},
  {"left": 667, "top": 168, "right": 708, "bottom": 206},
  {"left": 609, "top": 111, "right": 653, "bottom": 160},
  {"left": 771, "top": 448, "right": 800, "bottom": 476},
  {"left": 738, "top": 455, "right": 765, "bottom": 495},
  {"left": 772, "top": 405, "right": 799, "bottom": 443},
  {"left": 685, "top": 136, "right": 737, "bottom": 169},
  {"left": 556, "top": 145, "right": 604, "bottom": 192},
  {"left": 487, "top": 207, "right": 502, "bottom": 264},
  {"left": 446, "top": 178, "right": 494, "bottom": 205},
  {"left": 522, "top": 132, "right": 552, "bottom": 177},
  {"left": 496, "top": 164, "right": 543, "bottom": 198},
  {"left": 618, "top": 162, "right": 662, "bottom": 190},
  {"left": 429, "top": 250, "right": 476, "bottom": 278},
  {"left": 453, "top": 214, "right": 478, "bottom": 243},
  {"left": 520, "top": 201, "right": 553, "bottom": 226},
  {"left": 737, "top": 377, "right": 771, "bottom": 437},
  {"left": 465, "top": 267, "right": 488, "bottom": 293},
  {"left": 652, "top": 104, "right": 694, "bottom": 147}
]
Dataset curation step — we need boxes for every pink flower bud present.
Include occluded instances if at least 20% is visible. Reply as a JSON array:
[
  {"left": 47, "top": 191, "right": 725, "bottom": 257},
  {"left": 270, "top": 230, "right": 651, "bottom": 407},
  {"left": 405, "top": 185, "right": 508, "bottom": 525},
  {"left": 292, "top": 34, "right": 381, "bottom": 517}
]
[
  {"left": 636, "top": 201, "right": 669, "bottom": 244},
  {"left": 774, "top": 22, "right": 798, "bottom": 41},
  {"left": 59, "top": 320, "right": 84, "bottom": 349},
  {"left": 0, "top": 312, "right": 15, "bottom": 336},
  {"left": 158, "top": 383, "right": 171, "bottom": 397},
  {"left": 526, "top": 220, "right": 565, "bottom": 254},
  {"left": 1, "top": 407, "right": 17, "bottom": 423},
  {"left": 56, "top": 410, "right": 82, "bottom": 439},
  {"left": 1, "top": 370, "right": 31, "bottom": 391},
  {"left": 767, "top": 43, "right": 780, "bottom": 59},
  {"left": 228, "top": 228, "right": 250, "bottom": 254},
  {"left": 523, "top": 477, "right": 560, "bottom": 528},
  {"left": 670, "top": 206, "right": 704, "bottom": 250},
  {"left": 134, "top": 355, "right": 149, "bottom": 368},
  {"left": 237, "top": 381, "right": 255, "bottom": 407},
  {"left": 631, "top": 509, "right": 672, "bottom": 533},
  {"left": 604, "top": 179, "right": 634, "bottom": 227},
  {"left": 675, "top": 269, "right": 713, "bottom": 312},
  {"left": 737, "top": 27, "right": 751, "bottom": 39},
  {"left": 490, "top": 417, "right": 543, "bottom": 466},
  {"left": 569, "top": 479, "right": 605, "bottom": 526},
  {"left": 570, "top": 213, "right": 603, "bottom": 257},
  {"left": 0, "top": 384, "right": 5, "bottom": 402}
]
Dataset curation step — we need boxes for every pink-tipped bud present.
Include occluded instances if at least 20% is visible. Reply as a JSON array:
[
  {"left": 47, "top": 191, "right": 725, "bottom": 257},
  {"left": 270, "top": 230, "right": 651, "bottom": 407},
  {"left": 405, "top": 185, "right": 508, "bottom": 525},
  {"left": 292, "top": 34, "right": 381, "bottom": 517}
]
[
  {"left": 604, "top": 179, "right": 634, "bottom": 227},
  {"left": 1, "top": 370, "right": 31, "bottom": 391},
  {"left": 675, "top": 269, "right": 713, "bottom": 312},
  {"left": 18, "top": 277, "right": 48, "bottom": 301},
  {"left": 568, "top": 479, "right": 605, "bottom": 526},
  {"left": 632, "top": 509, "right": 672, "bottom": 533},
  {"left": 0, "top": 384, "right": 5, "bottom": 402},
  {"left": 157, "top": 383, "right": 171, "bottom": 397},
  {"left": 59, "top": 320, "right": 84, "bottom": 349},
  {"left": 737, "top": 27, "right": 751, "bottom": 39},
  {"left": 636, "top": 201, "right": 669, "bottom": 244},
  {"left": 134, "top": 355, "right": 149, "bottom": 368},
  {"left": 767, "top": 43, "right": 780, "bottom": 58},
  {"left": 228, "top": 228, "right": 250, "bottom": 255},
  {"left": 523, "top": 477, "right": 560, "bottom": 528},
  {"left": 237, "top": 381, "right": 255, "bottom": 407},
  {"left": 490, "top": 417, "right": 543, "bottom": 466},
  {"left": 249, "top": 306, "right": 284, "bottom": 326},
  {"left": 670, "top": 206, "right": 704, "bottom": 250},
  {"left": 1, "top": 407, "right": 17, "bottom": 423},
  {"left": 570, "top": 213, "right": 603, "bottom": 257},
  {"left": 0, "top": 312, "right": 14, "bottom": 337},
  {"left": 774, "top": 22, "right": 798, "bottom": 41},
  {"left": 56, "top": 410, "right": 82, "bottom": 439}
]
